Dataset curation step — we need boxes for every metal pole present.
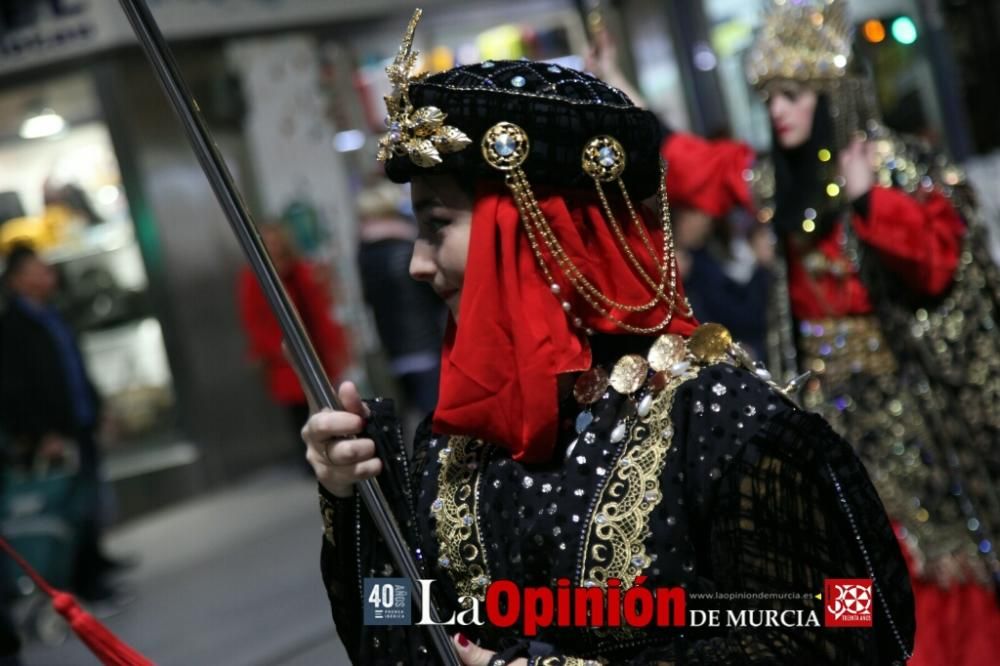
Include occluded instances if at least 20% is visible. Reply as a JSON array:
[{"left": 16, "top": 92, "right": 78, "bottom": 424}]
[{"left": 116, "top": 2, "right": 459, "bottom": 663}]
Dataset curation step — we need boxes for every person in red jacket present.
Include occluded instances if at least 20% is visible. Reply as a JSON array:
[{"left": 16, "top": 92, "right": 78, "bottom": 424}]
[
  {"left": 591, "top": 1, "right": 1000, "bottom": 663},
  {"left": 238, "top": 222, "right": 349, "bottom": 453}
]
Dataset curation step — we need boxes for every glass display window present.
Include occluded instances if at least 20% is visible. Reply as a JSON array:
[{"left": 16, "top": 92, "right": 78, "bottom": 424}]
[{"left": 0, "top": 72, "right": 176, "bottom": 447}]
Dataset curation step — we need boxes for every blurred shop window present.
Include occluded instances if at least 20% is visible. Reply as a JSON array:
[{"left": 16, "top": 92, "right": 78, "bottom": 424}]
[
  {"left": 0, "top": 75, "right": 176, "bottom": 450},
  {"left": 621, "top": 0, "right": 693, "bottom": 131},
  {"left": 702, "top": 0, "right": 772, "bottom": 150}
]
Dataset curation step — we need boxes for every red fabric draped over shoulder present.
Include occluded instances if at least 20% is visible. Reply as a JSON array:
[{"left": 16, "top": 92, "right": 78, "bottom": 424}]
[{"left": 433, "top": 184, "right": 698, "bottom": 463}]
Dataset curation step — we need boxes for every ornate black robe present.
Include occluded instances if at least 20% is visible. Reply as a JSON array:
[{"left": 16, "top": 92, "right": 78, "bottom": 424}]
[{"left": 319, "top": 343, "right": 914, "bottom": 665}]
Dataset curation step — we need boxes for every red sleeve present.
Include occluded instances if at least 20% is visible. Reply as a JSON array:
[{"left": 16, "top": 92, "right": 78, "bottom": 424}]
[
  {"left": 851, "top": 187, "right": 965, "bottom": 296},
  {"left": 237, "top": 268, "right": 284, "bottom": 363},
  {"left": 661, "top": 133, "right": 756, "bottom": 217}
]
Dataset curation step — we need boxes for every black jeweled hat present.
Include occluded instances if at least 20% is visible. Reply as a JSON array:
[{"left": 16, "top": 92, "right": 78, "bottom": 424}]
[
  {"left": 376, "top": 10, "right": 689, "bottom": 337},
  {"left": 382, "top": 59, "right": 663, "bottom": 199},
  {"left": 376, "top": 11, "right": 663, "bottom": 200}
]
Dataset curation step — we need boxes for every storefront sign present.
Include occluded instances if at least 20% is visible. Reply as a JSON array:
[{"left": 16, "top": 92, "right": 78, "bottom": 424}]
[
  {"left": 0, "top": 0, "right": 450, "bottom": 76},
  {"left": 0, "top": 0, "right": 119, "bottom": 75}
]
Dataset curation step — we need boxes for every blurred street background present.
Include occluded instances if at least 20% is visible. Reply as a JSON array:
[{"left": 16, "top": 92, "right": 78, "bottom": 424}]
[
  {"left": 22, "top": 466, "right": 349, "bottom": 665},
  {"left": 1, "top": 0, "right": 999, "bottom": 663}
]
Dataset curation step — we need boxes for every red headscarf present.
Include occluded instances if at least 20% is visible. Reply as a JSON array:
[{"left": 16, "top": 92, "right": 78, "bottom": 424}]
[{"left": 432, "top": 183, "right": 699, "bottom": 463}]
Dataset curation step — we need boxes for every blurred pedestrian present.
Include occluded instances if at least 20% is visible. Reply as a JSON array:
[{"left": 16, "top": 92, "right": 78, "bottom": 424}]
[
  {"left": 0, "top": 244, "right": 120, "bottom": 602},
  {"left": 672, "top": 206, "right": 772, "bottom": 358},
  {"left": 238, "top": 222, "right": 349, "bottom": 458},
  {"left": 356, "top": 182, "right": 445, "bottom": 419}
]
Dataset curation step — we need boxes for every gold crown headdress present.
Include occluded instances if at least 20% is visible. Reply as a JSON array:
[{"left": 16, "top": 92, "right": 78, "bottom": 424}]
[
  {"left": 746, "top": 0, "right": 881, "bottom": 149},
  {"left": 746, "top": 0, "right": 853, "bottom": 87},
  {"left": 376, "top": 9, "right": 471, "bottom": 167}
]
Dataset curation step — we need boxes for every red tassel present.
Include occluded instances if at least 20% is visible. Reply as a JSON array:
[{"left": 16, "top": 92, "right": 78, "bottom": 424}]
[
  {"left": 0, "top": 537, "right": 154, "bottom": 665},
  {"left": 51, "top": 592, "right": 153, "bottom": 666}
]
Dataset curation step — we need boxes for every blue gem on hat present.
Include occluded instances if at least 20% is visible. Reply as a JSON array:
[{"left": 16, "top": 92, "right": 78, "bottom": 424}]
[
  {"left": 547, "top": 65, "right": 560, "bottom": 73},
  {"left": 511, "top": 75, "right": 527, "bottom": 88},
  {"left": 482, "top": 60, "right": 495, "bottom": 68},
  {"left": 598, "top": 146, "right": 617, "bottom": 168},
  {"left": 494, "top": 133, "right": 517, "bottom": 157}
]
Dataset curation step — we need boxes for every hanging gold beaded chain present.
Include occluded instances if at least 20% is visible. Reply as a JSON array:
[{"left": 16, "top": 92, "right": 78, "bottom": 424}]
[
  {"left": 591, "top": 178, "right": 672, "bottom": 304},
  {"left": 580, "top": 135, "right": 668, "bottom": 288},
  {"left": 594, "top": 178, "right": 677, "bottom": 310},
  {"left": 616, "top": 179, "right": 667, "bottom": 276},
  {"left": 511, "top": 169, "right": 665, "bottom": 314},
  {"left": 656, "top": 159, "right": 694, "bottom": 318},
  {"left": 481, "top": 121, "right": 685, "bottom": 335},
  {"left": 506, "top": 170, "right": 677, "bottom": 335},
  {"left": 516, "top": 172, "right": 660, "bottom": 312},
  {"left": 581, "top": 135, "right": 687, "bottom": 318}
]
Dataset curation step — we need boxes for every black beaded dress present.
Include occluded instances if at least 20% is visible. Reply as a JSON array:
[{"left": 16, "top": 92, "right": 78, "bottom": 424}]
[{"left": 318, "top": 331, "right": 915, "bottom": 665}]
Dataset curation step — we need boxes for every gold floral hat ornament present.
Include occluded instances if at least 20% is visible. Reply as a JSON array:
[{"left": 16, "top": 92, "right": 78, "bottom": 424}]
[
  {"left": 746, "top": 0, "right": 881, "bottom": 149},
  {"left": 376, "top": 9, "right": 471, "bottom": 167},
  {"left": 376, "top": 9, "right": 691, "bottom": 335}
]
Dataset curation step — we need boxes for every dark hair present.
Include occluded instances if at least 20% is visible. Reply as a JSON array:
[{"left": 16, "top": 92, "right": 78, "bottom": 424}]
[
  {"left": 771, "top": 94, "right": 841, "bottom": 238},
  {"left": 2, "top": 243, "right": 39, "bottom": 284}
]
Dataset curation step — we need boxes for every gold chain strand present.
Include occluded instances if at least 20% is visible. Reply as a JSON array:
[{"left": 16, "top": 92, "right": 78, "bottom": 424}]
[
  {"left": 592, "top": 178, "right": 672, "bottom": 303},
  {"left": 512, "top": 170, "right": 666, "bottom": 314},
  {"left": 514, "top": 176, "right": 662, "bottom": 315},
  {"left": 616, "top": 178, "right": 668, "bottom": 278},
  {"left": 513, "top": 169, "right": 675, "bottom": 321},
  {"left": 656, "top": 159, "right": 694, "bottom": 318},
  {"left": 504, "top": 170, "right": 678, "bottom": 335}
]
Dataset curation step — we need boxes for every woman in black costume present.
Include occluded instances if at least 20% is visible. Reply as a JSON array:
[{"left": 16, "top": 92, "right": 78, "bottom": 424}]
[{"left": 302, "top": 11, "right": 914, "bottom": 665}]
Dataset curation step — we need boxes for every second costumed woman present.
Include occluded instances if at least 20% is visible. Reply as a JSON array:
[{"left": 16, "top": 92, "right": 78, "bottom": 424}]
[{"left": 588, "top": 1, "right": 1000, "bottom": 663}]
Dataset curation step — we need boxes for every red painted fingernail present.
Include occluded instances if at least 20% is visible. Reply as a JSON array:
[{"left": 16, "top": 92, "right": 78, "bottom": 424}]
[{"left": 456, "top": 633, "right": 469, "bottom": 647}]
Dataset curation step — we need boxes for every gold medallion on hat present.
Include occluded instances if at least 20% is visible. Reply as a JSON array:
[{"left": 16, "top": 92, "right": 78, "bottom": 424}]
[
  {"left": 647, "top": 333, "right": 687, "bottom": 372},
  {"left": 574, "top": 367, "right": 610, "bottom": 405},
  {"left": 482, "top": 122, "right": 530, "bottom": 171},
  {"left": 581, "top": 135, "right": 626, "bottom": 182},
  {"left": 609, "top": 354, "right": 649, "bottom": 395},
  {"left": 688, "top": 323, "right": 733, "bottom": 364}
]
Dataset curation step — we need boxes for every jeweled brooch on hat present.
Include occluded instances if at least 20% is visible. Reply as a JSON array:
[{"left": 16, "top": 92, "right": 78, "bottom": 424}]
[{"left": 376, "top": 9, "right": 471, "bottom": 167}]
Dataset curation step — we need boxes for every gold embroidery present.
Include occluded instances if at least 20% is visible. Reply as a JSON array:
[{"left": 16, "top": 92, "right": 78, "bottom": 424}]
[
  {"left": 432, "top": 436, "right": 492, "bottom": 603},
  {"left": 579, "top": 364, "right": 693, "bottom": 588},
  {"left": 797, "top": 316, "right": 897, "bottom": 387},
  {"left": 319, "top": 494, "right": 337, "bottom": 546}
]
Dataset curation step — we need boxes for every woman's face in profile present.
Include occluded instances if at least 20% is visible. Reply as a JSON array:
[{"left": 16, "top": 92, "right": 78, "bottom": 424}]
[
  {"left": 409, "top": 174, "right": 473, "bottom": 321},
  {"left": 765, "top": 81, "right": 818, "bottom": 150}
]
